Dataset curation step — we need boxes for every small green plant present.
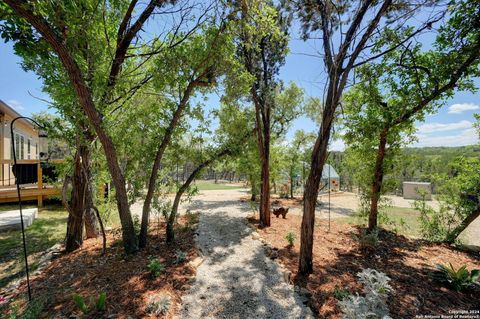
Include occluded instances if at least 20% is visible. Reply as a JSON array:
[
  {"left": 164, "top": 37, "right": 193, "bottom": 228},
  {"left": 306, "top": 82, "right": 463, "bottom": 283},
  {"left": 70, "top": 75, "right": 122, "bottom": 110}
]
[
  {"left": 147, "top": 258, "right": 165, "bottom": 277},
  {"left": 146, "top": 293, "right": 171, "bottom": 315},
  {"left": 285, "top": 232, "right": 296, "bottom": 246},
  {"left": 355, "top": 228, "right": 379, "bottom": 249},
  {"left": 185, "top": 210, "right": 199, "bottom": 228},
  {"left": 17, "top": 298, "right": 45, "bottom": 319},
  {"left": 95, "top": 292, "right": 107, "bottom": 312},
  {"left": 73, "top": 294, "right": 89, "bottom": 314},
  {"left": 333, "top": 286, "right": 350, "bottom": 301},
  {"left": 73, "top": 292, "right": 107, "bottom": 314},
  {"left": 431, "top": 263, "right": 480, "bottom": 292},
  {"left": 175, "top": 250, "right": 187, "bottom": 264}
]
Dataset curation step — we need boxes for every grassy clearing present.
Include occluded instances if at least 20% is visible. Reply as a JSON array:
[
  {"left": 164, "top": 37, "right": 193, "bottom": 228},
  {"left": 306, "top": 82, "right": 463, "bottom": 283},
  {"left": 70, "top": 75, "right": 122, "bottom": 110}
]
[
  {"left": 337, "top": 206, "right": 422, "bottom": 238},
  {"left": 0, "top": 204, "right": 68, "bottom": 289},
  {"left": 192, "top": 180, "right": 245, "bottom": 191}
]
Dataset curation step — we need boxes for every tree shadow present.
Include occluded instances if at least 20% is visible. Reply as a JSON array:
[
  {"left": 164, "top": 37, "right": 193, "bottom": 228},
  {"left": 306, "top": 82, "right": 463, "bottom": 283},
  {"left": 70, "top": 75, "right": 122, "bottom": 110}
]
[
  {"left": 178, "top": 210, "right": 311, "bottom": 318},
  {"left": 263, "top": 217, "right": 480, "bottom": 318}
]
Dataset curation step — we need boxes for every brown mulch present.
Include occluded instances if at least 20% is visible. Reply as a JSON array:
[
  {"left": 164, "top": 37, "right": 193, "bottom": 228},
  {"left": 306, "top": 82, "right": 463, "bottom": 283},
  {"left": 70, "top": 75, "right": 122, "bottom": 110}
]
[
  {"left": 251, "top": 214, "right": 480, "bottom": 319},
  {"left": 3, "top": 216, "right": 198, "bottom": 319}
]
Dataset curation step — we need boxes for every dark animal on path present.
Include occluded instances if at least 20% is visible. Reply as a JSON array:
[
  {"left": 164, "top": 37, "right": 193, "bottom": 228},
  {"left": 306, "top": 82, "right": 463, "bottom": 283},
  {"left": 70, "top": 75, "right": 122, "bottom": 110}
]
[{"left": 272, "top": 207, "right": 289, "bottom": 219}]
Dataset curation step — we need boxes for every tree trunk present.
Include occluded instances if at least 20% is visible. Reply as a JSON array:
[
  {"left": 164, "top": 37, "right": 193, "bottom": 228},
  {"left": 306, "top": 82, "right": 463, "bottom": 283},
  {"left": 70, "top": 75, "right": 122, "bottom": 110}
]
[
  {"left": 299, "top": 107, "right": 333, "bottom": 275},
  {"left": 167, "top": 149, "right": 231, "bottom": 242},
  {"left": 65, "top": 150, "right": 87, "bottom": 252},
  {"left": 5, "top": 1, "right": 138, "bottom": 254},
  {"left": 368, "top": 129, "right": 388, "bottom": 232},
  {"left": 290, "top": 169, "right": 294, "bottom": 199},
  {"left": 259, "top": 150, "right": 271, "bottom": 227},
  {"left": 139, "top": 81, "right": 198, "bottom": 248},
  {"left": 447, "top": 207, "right": 480, "bottom": 243},
  {"left": 82, "top": 146, "right": 100, "bottom": 239}
]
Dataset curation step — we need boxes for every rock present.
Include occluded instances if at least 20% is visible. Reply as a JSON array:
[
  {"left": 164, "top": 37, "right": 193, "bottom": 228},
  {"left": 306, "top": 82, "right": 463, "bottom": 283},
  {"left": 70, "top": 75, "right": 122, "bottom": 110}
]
[
  {"left": 251, "top": 232, "right": 261, "bottom": 240},
  {"left": 189, "top": 256, "right": 204, "bottom": 268}
]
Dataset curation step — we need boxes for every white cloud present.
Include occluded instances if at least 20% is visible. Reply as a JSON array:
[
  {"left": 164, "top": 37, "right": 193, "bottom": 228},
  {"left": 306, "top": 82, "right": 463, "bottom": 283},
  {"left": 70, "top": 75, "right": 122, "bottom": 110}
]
[
  {"left": 417, "top": 120, "right": 472, "bottom": 134},
  {"left": 6, "top": 99, "right": 25, "bottom": 111},
  {"left": 413, "top": 128, "right": 479, "bottom": 147},
  {"left": 447, "top": 103, "right": 480, "bottom": 114}
]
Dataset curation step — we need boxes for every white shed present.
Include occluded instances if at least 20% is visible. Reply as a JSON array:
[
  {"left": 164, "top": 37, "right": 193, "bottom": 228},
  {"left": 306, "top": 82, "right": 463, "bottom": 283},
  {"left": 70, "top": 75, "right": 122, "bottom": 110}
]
[{"left": 402, "top": 182, "right": 432, "bottom": 200}]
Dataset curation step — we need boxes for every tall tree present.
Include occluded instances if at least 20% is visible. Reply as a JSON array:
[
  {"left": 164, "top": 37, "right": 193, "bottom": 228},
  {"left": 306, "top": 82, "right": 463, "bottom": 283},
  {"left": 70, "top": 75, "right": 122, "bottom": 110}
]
[
  {"left": 344, "top": 0, "right": 480, "bottom": 233},
  {"left": 1, "top": 0, "right": 200, "bottom": 253},
  {"left": 237, "top": 0, "right": 290, "bottom": 227},
  {"left": 286, "top": 0, "right": 444, "bottom": 274}
]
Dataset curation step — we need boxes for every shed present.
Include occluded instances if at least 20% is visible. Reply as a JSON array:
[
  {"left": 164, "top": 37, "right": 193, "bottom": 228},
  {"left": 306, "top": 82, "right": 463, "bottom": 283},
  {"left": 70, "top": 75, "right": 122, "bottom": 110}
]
[{"left": 402, "top": 182, "right": 432, "bottom": 200}]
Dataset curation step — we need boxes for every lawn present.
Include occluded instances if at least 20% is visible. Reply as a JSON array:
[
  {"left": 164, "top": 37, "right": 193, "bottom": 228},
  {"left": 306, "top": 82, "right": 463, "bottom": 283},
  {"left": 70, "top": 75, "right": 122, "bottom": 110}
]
[
  {"left": 337, "top": 206, "right": 422, "bottom": 238},
  {"left": 192, "top": 180, "right": 245, "bottom": 191},
  {"left": 0, "top": 204, "right": 68, "bottom": 289}
]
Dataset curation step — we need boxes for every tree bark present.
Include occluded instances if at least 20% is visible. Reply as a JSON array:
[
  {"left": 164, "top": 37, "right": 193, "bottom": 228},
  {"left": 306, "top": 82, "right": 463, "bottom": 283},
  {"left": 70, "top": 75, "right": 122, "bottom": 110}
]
[
  {"left": 65, "top": 150, "right": 87, "bottom": 252},
  {"left": 447, "top": 207, "right": 480, "bottom": 244},
  {"left": 368, "top": 129, "right": 388, "bottom": 232},
  {"left": 4, "top": 1, "right": 138, "bottom": 254},
  {"left": 167, "top": 149, "right": 232, "bottom": 242},
  {"left": 299, "top": 116, "right": 332, "bottom": 275}
]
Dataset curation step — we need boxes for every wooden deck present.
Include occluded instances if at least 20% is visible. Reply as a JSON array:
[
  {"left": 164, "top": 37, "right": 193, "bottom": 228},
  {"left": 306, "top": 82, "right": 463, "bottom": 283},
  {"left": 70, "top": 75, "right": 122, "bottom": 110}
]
[{"left": 0, "top": 159, "right": 61, "bottom": 206}]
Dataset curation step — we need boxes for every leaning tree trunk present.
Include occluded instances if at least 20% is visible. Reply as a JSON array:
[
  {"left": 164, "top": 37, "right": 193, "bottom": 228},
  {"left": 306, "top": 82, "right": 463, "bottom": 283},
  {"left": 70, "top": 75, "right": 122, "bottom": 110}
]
[
  {"left": 4, "top": 0, "right": 138, "bottom": 254},
  {"left": 447, "top": 207, "right": 480, "bottom": 244},
  {"left": 167, "top": 149, "right": 231, "bottom": 242},
  {"left": 368, "top": 129, "right": 388, "bottom": 233},
  {"left": 65, "top": 149, "right": 87, "bottom": 252},
  {"left": 299, "top": 107, "right": 333, "bottom": 275}
]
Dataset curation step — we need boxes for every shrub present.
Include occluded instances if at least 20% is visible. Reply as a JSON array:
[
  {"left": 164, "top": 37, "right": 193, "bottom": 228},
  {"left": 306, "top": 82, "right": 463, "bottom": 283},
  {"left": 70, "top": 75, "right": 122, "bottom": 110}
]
[
  {"left": 431, "top": 263, "right": 480, "bottom": 292},
  {"left": 285, "top": 232, "right": 296, "bottom": 246},
  {"left": 339, "top": 268, "right": 393, "bottom": 319},
  {"left": 355, "top": 228, "right": 379, "bottom": 250},
  {"left": 146, "top": 294, "right": 171, "bottom": 315},
  {"left": 73, "top": 292, "right": 107, "bottom": 315},
  {"left": 132, "top": 215, "right": 141, "bottom": 236},
  {"left": 333, "top": 286, "right": 350, "bottom": 301},
  {"left": 175, "top": 250, "right": 187, "bottom": 264},
  {"left": 147, "top": 258, "right": 165, "bottom": 277}
]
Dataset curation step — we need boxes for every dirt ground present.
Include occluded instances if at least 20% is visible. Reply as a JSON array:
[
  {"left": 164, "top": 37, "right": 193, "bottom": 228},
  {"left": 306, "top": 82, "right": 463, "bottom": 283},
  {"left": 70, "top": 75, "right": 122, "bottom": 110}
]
[
  {"left": 1, "top": 215, "right": 199, "bottom": 319},
  {"left": 252, "top": 214, "right": 480, "bottom": 318}
]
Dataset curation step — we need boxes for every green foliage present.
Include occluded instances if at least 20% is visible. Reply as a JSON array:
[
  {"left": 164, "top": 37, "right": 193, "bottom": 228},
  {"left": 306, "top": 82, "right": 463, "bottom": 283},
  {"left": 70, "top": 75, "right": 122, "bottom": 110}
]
[
  {"left": 355, "top": 229, "right": 379, "bottom": 250},
  {"left": 285, "top": 232, "right": 296, "bottom": 246},
  {"left": 174, "top": 250, "right": 187, "bottom": 264},
  {"left": 333, "top": 286, "right": 350, "bottom": 301},
  {"left": 95, "top": 292, "right": 107, "bottom": 312},
  {"left": 73, "top": 292, "right": 107, "bottom": 315},
  {"left": 146, "top": 293, "right": 171, "bottom": 315},
  {"left": 147, "top": 258, "right": 166, "bottom": 278},
  {"left": 431, "top": 263, "right": 480, "bottom": 292},
  {"left": 72, "top": 294, "right": 89, "bottom": 315}
]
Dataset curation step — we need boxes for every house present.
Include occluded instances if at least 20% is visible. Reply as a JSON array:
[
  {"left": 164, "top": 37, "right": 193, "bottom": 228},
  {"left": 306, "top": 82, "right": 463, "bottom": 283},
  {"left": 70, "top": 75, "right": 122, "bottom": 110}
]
[{"left": 0, "top": 99, "right": 58, "bottom": 205}]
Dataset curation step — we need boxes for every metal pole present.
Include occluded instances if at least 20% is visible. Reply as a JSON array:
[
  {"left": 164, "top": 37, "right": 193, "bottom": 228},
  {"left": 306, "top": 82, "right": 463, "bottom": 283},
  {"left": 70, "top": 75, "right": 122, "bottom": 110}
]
[
  {"left": 328, "top": 165, "right": 331, "bottom": 232},
  {"left": 10, "top": 116, "right": 45, "bottom": 302}
]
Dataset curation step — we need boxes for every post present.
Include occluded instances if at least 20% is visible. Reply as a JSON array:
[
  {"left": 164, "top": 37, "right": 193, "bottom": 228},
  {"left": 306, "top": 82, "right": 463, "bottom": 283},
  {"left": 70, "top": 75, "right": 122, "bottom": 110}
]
[{"left": 37, "top": 162, "right": 43, "bottom": 207}]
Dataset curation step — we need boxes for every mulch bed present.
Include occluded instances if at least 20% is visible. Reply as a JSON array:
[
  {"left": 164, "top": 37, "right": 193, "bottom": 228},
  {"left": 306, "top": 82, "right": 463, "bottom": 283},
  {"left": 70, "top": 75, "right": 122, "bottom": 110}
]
[
  {"left": 251, "top": 214, "right": 480, "bottom": 318},
  {"left": 1, "top": 216, "right": 198, "bottom": 318}
]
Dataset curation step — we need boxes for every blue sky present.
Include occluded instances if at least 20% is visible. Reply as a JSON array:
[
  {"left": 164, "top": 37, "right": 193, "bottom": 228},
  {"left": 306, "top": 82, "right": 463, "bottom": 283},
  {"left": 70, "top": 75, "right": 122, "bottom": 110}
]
[{"left": 0, "top": 16, "right": 479, "bottom": 150}]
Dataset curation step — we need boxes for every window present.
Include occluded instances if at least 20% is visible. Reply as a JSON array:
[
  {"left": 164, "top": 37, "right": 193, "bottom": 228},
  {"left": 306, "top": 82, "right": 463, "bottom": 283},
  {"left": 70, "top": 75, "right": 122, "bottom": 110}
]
[
  {"left": 36, "top": 143, "right": 38, "bottom": 159},
  {"left": 14, "top": 134, "right": 20, "bottom": 160},
  {"left": 27, "top": 139, "right": 31, "bottom": 159},
  {"left": 20, "top": 136, "right": 25, "bottom": 160}
]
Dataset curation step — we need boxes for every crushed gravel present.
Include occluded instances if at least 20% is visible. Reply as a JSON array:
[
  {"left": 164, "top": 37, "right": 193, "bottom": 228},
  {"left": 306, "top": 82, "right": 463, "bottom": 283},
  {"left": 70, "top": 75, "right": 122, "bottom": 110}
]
[{"left": 175, "top": 189, "right": 314, "bottom": 319}]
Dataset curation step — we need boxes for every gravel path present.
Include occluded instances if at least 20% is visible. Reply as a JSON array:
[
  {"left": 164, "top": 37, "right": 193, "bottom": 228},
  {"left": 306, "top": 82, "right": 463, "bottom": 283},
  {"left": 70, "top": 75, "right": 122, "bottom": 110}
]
[{"left": 175, "top": 189, "right": 313, "bottom": 319}]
